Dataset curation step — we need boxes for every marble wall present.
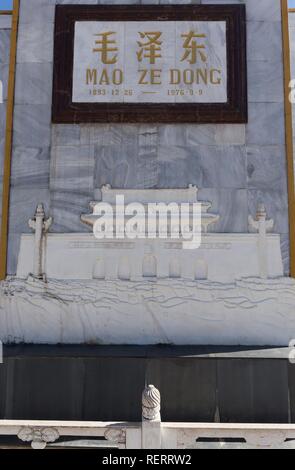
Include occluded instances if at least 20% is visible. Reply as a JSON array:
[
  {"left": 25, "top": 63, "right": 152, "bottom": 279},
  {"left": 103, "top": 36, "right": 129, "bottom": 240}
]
[
  {"left": 0, "top": 14, "right": 11, "bottom": 244},
  {"left": 1, "top": 0, "right": 290, "bottom": 275},
  {"left": 289, "top": 11, "right": 295, "bottom": 195}
]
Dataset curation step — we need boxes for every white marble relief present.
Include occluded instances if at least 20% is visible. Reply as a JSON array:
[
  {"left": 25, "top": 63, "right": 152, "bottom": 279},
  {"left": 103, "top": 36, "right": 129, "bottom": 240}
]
[
  {"left": 16, "top": 232, "right": 283, "bottom": 283},
  {"left": 1, "top": 276, "right": 295, "bottom": 346},
  {"left": 1, "top": 186, "right": 289, "bottom": 347},
  {"left": 16, "top": 187, "right": 283, "bottom": 282}
]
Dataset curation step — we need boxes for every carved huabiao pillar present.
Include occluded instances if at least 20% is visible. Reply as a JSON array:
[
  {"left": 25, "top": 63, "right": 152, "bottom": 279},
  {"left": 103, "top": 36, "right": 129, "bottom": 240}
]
[
  {"left": 28, "top": 204, "right": 53, "bottom": 279},
  {"left": 249, "top": 204, "right": 274, "bottom": 279}
]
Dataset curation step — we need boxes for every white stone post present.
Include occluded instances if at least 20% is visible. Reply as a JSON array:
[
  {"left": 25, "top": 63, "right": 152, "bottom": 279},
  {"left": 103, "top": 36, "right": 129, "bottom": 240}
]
[
  {"left": 248, "top": 204, "right": 274, "bottom": 279},
  {"left": 28, "top": 204, "right": 53, "bottom": 279},
  {"left": 142, "top": 385, "right": 161, "bottom": 449}
]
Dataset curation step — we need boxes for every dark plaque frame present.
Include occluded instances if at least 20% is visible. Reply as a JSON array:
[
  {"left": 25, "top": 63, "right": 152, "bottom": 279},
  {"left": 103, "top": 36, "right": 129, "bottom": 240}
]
[{"left": 52, "top": 4, "right": 247, "bottom": 124}]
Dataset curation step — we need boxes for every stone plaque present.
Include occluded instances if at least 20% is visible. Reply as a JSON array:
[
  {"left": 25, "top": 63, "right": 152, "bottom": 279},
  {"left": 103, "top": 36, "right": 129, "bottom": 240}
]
[
  {"left": 72, "top": 21, "right": 227, "bottom": 104},
  {"left": 52, "top": 5, "right": 247, "bottom": 123}
]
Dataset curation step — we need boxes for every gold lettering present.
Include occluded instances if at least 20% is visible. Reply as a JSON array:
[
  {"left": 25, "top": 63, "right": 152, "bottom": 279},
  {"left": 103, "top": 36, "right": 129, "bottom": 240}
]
[
  {"left": 86, "top": 69, "right": 97, "bottom": 85},
  {"left": 113, "top": 69, "right": 123, "bottom": 85},
  {"left": 151, "top": 69, "right": 162, "bottom": 85},
  {"left": 138, "top": 69, "right": 149, "bottom": 85},
  {"left": 137, "top": 32, "right": 162, "bottom": 65},
  {"left": 168, "top": 68, "right": 222, "bottom": 86},
  {"left": 170, "top": 69, "right": 181, "bottom": 85},
  {"left": 181, "top": 31, "right": 207, "bottom": 65},
  {"left": 93, "top": 31, "right": 118, "bottom": 65},
  {"left": 210, "top": 68, "right": 221, "bottom": 85},
  {"left": 99, "top": 69, "right": 110, "bottom": 85},
  {"left": 196, "top": 69, "right": 208, "bottom": 85},
  {"left": 183, "top": 69, "right": 194, "bottom": 85},
  {"left": 138, "top": 69, "right": 162, "bottom": 85}
]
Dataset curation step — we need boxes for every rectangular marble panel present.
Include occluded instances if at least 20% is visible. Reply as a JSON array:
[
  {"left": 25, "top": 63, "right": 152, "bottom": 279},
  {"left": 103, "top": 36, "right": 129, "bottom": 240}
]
[
  {"left": 10, "top": 147, "right": 50, "bottom": 189},
  {"left": 0, "top": 26, "right": 10, "bottom": 238},
  {"left": 12, "top": 105, "right": 51, "bottom": 147},
  {"left": 94, "top": 143, "right": 141, "bottom": 189},
  {"left": 0, "top": 15, "right": 11, "bottom": 30},
  {"left": 0, "top": 104, "right": 6, "bottom": 169},
  {"left": 84, "top": 124, "right": 142, "bottom": 146},
  {"left": 0, "top": 30, "right": 11, "bottom": 64},
  {"left": 72, "top": 20, "right": 227, "bottom": 103},
  {"left": 246, "top": 146, "right": 287, "bottom": 192},
  {"left": 0, "top": 63, "right": 9, "bottom": 102},
  {"left": 203, "top": 0, "right": 281, "bottom": 23},
  {"left": 19, "top": 0, "right": 56, "bottom": 25},
  {"left": 246, "top": 103, "right": 285, "bottom": 145},
  {"left": 14, "top": 63, "right": 53, "bottom": 105},
  {"left": 247, "top": 60, "right": 283, "bottom": 103},
  {"left": 16, "top": 21, "right": 54, "bottom": 63},
  {"left": 247, "top": 21, "right": 282, "bottom": 63},
  {"left": 50, "top": 145, "right": 95, "bottom": 194}
]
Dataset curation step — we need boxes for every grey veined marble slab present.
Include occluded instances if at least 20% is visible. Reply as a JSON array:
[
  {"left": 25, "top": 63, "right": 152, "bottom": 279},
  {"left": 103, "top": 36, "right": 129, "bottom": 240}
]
[
  {"left": 0, "top": 15, "right": 11, "bottom": 30},
  {"left": 14, "top": 63, "right": 53, "bottom": 105},
  {"left": 0, "top": 30, "right": 11, "bottom": 65}
]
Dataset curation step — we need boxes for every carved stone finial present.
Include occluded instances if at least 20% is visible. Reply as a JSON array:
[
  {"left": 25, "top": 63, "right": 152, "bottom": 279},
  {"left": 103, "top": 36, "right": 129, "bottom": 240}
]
[
  {"left": 101, "top": 184, "right": 112, "bottom": 192},
  {"left": 256, "top": 203, "right": 267, "bottom": 221},
  {"left": 248, "top": 203, "right": 274, "bottom": 233},
  {"left": 142, "top": 385, "right": 161, "bottom": 421},
  {"left": 36, "top": 203, "right": 45, "bottom": 216},
  {"left": 17, "top": 427, "right": 59, "bottom": 449}
]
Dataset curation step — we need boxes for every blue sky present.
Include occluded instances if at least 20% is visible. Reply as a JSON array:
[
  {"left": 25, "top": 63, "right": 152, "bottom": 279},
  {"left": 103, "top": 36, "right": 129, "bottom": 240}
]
[
  {"left": 1, "top": 0, "right": 12, "bottom": 9},
  {"left": 1, "top": 0, "right": 295, "bottom": 10}
]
